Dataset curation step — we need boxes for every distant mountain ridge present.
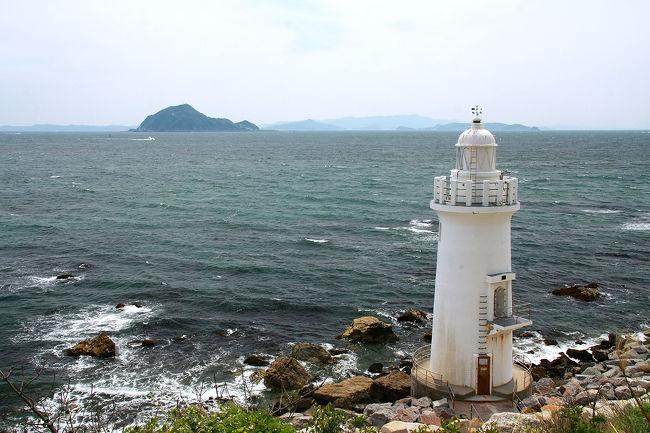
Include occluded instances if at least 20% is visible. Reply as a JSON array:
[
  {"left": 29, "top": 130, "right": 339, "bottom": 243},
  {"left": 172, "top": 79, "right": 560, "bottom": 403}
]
[
  {"left": 0, "top": 124, "right": 133, "bottom": 132},
  {"left": 133, "top": 104, "right": 258, "bottom": 132},
  {"left": 425, "top": 122, "right": 539, "bottom": 132},
  {"left": 264, "top": 115, "right": 538, "bottom": 131}
]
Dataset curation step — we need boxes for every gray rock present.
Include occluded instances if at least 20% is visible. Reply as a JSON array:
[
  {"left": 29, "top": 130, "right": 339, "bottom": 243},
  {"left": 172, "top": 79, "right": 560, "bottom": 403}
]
[
  {"left": 520, "top": 396, "right": 541, "bottom": 411},
  {"left": 575, "top": 389, "right": 599, "bottom": 405},
  {"left": 486, "top": 412, "right": 542, "bottom": 433},
  {"left": 411, "top": 396, "right": 433, "bottom": 408},
  {"left": 432, "top": 398, "right": 448, "bottom": 408},
  {"left": 582, "top": 366, "right": 603, "bottom": 377},
  {"left": 364, "top": 403, "right": 393, "bottom": 415},
  {"left": 599, "top": 382, "right": 616, "bottom": 400},
  {"left": 290, "top": 343, "right": 332, "bottom": 364},
  {"left": 533, "top": 377, "right": 556, "bottom": 395},
  {"left": 562, "top": 378, "right": 583, "bottom": 397},
  {"left": 614, "top": 385, "right": 632, "bottom": 399},
  {"left": 602, "top": 367, "right": 622, "bottom": 378}
]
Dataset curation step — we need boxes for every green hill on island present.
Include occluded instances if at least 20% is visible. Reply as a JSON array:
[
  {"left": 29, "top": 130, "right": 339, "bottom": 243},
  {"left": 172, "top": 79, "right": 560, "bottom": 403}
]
[{"left": 132, "top": 104, "right": 259, "bottom": 132}]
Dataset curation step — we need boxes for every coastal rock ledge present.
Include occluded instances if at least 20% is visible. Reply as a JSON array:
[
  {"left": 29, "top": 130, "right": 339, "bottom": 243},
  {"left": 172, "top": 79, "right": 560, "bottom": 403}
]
[
  {"left": 337, "top": 316, "right": 398, "bottom": 343},
  {"left": 66, "top": 334, "right": 116, "bottom": 357},
  {"left": 551, "top": 283, "right": 600, "bottom": 301},
  {"left": 263, "top": 357, "right": 312, "bottom": 391}
]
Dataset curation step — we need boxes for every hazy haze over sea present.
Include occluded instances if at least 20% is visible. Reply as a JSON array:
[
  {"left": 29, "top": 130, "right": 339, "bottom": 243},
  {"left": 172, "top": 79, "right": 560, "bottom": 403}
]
[{"left": 0, "top": 130, "right": 648, "bottom": 422}]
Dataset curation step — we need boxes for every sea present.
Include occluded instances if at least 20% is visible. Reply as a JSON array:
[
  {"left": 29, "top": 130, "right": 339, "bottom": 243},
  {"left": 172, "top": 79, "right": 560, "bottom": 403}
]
[{"left": 0, "top": 130, "right": 648, "bottom": 425}]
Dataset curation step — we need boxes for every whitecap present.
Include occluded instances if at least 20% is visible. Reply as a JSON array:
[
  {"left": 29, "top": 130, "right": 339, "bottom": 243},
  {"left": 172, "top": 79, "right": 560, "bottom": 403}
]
[
  {"left": 305, "top": 238, "right": 329, "bottom": 243},
  {"left": 373, "top": 226, "right": 390, "bottom": 231},
  {"left": 513, "top": 333, "right": 603, "bottom": 365},
  {"left": 622, "top": 222, "right": 650, "bottom": 231},
  {"left": 50, "top": 175, "right": 61, "bottom": 178},
  {"left": 583, "top": 209, "right": 620, "bottom": 214}
]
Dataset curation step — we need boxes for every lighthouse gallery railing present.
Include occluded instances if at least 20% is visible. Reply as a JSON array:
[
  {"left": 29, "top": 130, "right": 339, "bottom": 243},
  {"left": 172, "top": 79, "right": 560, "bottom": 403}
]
[{"left": 433, "top": 176, "right": 518, "bottom": 206}]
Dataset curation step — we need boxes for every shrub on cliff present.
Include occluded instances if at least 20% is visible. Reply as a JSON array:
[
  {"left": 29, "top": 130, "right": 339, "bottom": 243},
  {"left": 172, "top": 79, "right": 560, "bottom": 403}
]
[{"left": 125, "top": 404, "right": 295, "bottom": 433}]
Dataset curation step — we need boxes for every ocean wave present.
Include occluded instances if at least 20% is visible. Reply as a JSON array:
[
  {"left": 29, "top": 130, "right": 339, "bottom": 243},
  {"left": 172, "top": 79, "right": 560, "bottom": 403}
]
[
  {"left": 304, "top": 238, "right": 329, "bottom": 244},
  {"left": 512, "top": 331, "right": 603, "bottom": 364},
  {"left": 14, "top": 303, "right": 155, "bottom": 345},
  {"left": 622, "top": 222, "right": 650, "bottom": 231},
  {"left": 583, "top": 209, "right": 620, "bottom": 214}
]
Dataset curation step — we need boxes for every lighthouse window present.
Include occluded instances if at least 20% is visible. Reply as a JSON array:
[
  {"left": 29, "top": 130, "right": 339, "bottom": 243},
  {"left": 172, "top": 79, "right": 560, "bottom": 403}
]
[{"left": 494, "top": 286, "right": 507, "bottom": 318}]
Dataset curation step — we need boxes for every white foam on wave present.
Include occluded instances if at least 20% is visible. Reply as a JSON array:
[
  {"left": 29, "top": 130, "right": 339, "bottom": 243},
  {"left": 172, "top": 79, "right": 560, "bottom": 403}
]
[
  {"left": 305, "top": 238, "right": 329, "bottom": 243},
  {"left": 583, "top": 209, "right": 620, "bottom": 214},
  {"left": 513, "top": 331, "right": 604, "bottom": 365},
  {"left": 50, "top": 175, "right": 62, "bottom": 178},
  {"left": 373, "top": 226, "right": 390, "bottom": 231},
  {"left": 622, "top": 222, "right": 650, "bottom": 231},
  {"left": 14, "top": 303, "right": 155, "bottom": 346}
]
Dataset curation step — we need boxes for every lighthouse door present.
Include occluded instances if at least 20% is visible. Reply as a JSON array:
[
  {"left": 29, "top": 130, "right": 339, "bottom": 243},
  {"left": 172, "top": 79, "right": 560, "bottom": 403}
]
[{"left": 477, "top": 356, "right": 491, "bottom": 395}]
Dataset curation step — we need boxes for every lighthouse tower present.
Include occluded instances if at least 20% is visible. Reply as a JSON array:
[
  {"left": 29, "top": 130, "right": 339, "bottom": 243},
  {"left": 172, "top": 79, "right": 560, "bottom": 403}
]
[{"left": 412, "top": 107, "right": 532, "bottom": 400}]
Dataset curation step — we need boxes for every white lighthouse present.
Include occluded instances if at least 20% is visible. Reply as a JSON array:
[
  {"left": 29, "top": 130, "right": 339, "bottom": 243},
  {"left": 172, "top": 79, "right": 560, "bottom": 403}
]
[{"left": 412, "top": 107, "right": 532, "bottom": 400}]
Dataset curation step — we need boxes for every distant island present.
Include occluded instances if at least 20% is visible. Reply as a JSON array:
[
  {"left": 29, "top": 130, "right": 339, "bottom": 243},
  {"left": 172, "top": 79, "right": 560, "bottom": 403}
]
[
  {"left": 131, "top": 104, "right": 259, "bottom": 132},
  {"left": 264, "top": 115, "right": 539, "bottom": 131}
]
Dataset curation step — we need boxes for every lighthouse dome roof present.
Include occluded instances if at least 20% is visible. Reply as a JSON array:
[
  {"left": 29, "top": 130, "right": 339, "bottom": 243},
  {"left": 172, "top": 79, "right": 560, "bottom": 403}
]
[{"left": 456, "top": 121, "right": 496, "bottom": 147}]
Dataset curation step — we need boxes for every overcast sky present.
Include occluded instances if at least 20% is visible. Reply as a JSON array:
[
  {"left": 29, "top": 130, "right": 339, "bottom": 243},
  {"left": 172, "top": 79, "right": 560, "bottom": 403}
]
[{"left": 2, "top": 1, "right": 648, "bottom": 129}]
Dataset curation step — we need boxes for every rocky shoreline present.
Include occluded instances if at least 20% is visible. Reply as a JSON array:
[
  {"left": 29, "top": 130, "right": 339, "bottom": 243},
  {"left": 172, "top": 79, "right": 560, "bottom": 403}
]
[{"left": 63, "top": 311, "right": 650, "bottom": 433}]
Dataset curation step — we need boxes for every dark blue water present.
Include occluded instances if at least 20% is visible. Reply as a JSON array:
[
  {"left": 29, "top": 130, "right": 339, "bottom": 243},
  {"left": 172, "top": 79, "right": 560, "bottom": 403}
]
[{"left": 1, "top": 131, "right": 648, "bottom": 418}]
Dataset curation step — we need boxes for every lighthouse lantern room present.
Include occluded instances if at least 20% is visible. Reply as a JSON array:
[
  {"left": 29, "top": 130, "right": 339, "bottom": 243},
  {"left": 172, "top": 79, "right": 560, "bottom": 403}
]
[{"left": 412, "top": 107, "right": 533, "bottom": 401}]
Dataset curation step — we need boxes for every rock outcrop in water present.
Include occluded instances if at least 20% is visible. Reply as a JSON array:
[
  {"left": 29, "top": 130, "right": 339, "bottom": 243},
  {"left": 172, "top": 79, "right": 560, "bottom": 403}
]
[
  {"left": 66, "top": 334, "right": 116, "bottom": 357},
  {"left": 337, "top": 316, "right": 398, "bottom": 343},
  {"left": 290, "top": 343, "right": 332, "bottom": 364},
  {"left": 551, "top": 282, "right": 600, "bottom": 301},
  {"left": 132, "top": 104, "right": 259, "bottom": 132},
  {"left": 263, "top": 357, "right": 312, "bottom": 390}
]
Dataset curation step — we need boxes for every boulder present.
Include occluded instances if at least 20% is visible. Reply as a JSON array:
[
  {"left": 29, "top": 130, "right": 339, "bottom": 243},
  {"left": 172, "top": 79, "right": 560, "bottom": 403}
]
[
  {"left": 614, "top": 385, "right": 632, "bottom": 399},
  {"left": 530, "top": 366, "right": 548, "bottom": 381},
  {"left": 368, "top": 362, "right": 384, "bottom": 373},
  {"left": 56, "top": 274, "right": 75, "bottom": 280},
  {"left": 290, "top": 343, "right": 331, "bottom": 364},
  {"left": 519, "top": 395, "right": 541, "bottom": 412},
  {"left": 66, "top": 334, "right": 116, "bottom": 357},
  {"left": 244, "top": 354, "right": 271, "bottom": 366},
  {"left": 591, "top": 347, "right": 610, "bottom": 362},
  {"left": 397, "top": 308, "right": 428, "bottom": 323},
  {"left": 328, "top": 348, "right": 349, "bottom": 355},
  {"left": 369, "top": 406, "right": 420, "bottom": 429},
  {"left": 380, "top": 421, "right": 442, "bottom": 433},
  {"left": 575, "top": 389, "right": 598, "bottom": 406},
  {"left": 313, "top": 376, "right": 374, "bottom": 409},
  {"left": 486, "top": 412, "right": 541, "bottom": 433},
  {"left": 551, "top": 284, "right": 600, "bottom": 301},
  {"left": 373, "top": 370, "right": 411, "bottom": 401},
  {"left": 412, "top": 396, "right": 433, "bottom": 408},
  {"left": 561, "top": 378, "right": 583, "bottom": 397},
  {"left": 141, "top": 339, "right": 155, "bottom": 347},
  {"left": 419, "top": 409, "right": 441, "bottom": 426},
  {"left": 567, "top": 348, "right": 594, "bottom": 362},
  {"left": 544, "top": 339, "right": 558, "bottom": 346},
  {"left": 423, "top": 331, "right": 432, "bottom": 342},
  {"left": 337, "top": 316, "right": 398, "bottom": 343},
  {"left": 533, "top": 377, "right": 556, "bottom": 394},
  {"left": 115, "top": 303, "right": 126, "bottom": 309},
  {"left": 263, "top": 357, "right": 312, "bottom": 391},
  {"left": 130, "top": 302, "right": 142, "bottom": 308}
]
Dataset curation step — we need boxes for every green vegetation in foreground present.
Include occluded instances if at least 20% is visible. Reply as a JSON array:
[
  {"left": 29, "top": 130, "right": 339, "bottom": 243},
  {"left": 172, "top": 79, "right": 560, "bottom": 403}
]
[
  {"left": 126, "top": 403, "right": 295, "bottom": 433},
  {"left": 122, "top": 401, "right": 650, "bottom": 433}
]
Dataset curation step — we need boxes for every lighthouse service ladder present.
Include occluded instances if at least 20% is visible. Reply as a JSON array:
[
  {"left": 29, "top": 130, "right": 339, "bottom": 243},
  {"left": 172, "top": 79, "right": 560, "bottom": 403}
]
[{"left": 478, "top": 294, "right": 488, "bottom": 355}]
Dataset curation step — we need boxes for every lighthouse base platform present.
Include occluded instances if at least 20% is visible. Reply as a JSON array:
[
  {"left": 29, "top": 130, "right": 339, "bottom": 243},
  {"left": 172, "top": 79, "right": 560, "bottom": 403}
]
[{"left": 410, "top": 348, "right": 533, "bottom": 402}]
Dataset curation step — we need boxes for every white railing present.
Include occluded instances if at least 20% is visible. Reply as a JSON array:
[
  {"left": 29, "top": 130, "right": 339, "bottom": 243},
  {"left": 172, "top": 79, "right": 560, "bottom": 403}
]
[{"left": 433, "top": 176, "right": 518, "bottom": 207}]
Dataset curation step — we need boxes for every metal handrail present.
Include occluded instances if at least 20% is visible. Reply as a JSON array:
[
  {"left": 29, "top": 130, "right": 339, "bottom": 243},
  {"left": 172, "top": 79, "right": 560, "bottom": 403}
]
[
  {"left": 433, "top": 175, "right": 518, "bottom": 207},
  {"left": 412, "top": 345, "right": 449, "bottom": 393},
  {"left": 513, "top": 302, "right": 531, "bottom": 320}
]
